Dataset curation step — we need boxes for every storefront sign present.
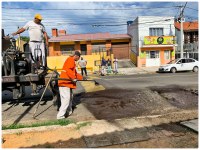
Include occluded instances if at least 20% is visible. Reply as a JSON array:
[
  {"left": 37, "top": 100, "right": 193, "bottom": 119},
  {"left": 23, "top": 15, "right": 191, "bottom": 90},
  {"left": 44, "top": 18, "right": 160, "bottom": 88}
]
[{"left": 144, "top": 36, "right": 175, "bottom": 45}]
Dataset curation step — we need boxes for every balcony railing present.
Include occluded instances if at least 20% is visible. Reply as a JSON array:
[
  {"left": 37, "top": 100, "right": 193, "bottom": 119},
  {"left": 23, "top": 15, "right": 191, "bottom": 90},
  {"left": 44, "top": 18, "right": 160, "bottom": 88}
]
[{"left": 183, "top": 42, "right": 198, "bottom": 52}]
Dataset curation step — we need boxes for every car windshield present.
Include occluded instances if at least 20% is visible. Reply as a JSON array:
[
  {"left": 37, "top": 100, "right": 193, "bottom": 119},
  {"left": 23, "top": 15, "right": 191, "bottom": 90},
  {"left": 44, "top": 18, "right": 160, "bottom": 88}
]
[{"left": 167, "top": 59, "right": 178, "bottom": 64}]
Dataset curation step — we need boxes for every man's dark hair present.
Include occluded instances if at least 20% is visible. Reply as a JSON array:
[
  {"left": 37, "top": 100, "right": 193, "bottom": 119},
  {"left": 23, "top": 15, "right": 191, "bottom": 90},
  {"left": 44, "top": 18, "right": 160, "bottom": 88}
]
[{"left": 74, "top": 51, "right": 81, "bottom": 57}]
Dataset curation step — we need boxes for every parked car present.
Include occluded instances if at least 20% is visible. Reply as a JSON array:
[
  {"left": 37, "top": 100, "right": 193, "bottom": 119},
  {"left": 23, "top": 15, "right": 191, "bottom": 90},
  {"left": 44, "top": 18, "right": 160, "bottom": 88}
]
[{"left": 158, "top": 58, "right": 198, "bottom": 73}]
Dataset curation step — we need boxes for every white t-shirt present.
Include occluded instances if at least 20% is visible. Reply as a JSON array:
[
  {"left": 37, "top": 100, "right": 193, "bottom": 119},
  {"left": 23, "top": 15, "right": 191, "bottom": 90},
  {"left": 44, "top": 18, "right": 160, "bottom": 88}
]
[
  {"left": 23, "top": 21, "right": 45, "bottom": 42},
  {"left": 113, "top": 58, "right": 118, "bottom": 64},
  {"left": 78, "top": 59, "right": 87, "bottom": 68}
]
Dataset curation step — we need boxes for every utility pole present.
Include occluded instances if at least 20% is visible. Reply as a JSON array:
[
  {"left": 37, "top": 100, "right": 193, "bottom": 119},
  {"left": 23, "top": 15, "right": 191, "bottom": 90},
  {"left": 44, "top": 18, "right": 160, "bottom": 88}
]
[
  {"left": 180, "top": 6, "right": 184, "bottom": 58},
  {"left": 179, "top": 2, "right": 187, "bottom": 58}
]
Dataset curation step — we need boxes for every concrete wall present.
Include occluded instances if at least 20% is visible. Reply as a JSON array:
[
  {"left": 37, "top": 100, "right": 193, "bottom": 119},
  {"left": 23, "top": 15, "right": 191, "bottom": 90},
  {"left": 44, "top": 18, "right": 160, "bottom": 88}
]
[
  {"left": 47, "top": 53, "right": 114, "bottom": 73},
  {"left": 127, "top": 18, "right": 139, "bottom": 55}
]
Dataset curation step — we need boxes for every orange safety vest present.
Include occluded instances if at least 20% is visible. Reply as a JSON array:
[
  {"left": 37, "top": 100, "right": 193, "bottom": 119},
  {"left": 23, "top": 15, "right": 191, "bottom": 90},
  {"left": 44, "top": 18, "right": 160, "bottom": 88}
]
[{"left": 58, "top": 56, "right": 83, "bottom": 89}]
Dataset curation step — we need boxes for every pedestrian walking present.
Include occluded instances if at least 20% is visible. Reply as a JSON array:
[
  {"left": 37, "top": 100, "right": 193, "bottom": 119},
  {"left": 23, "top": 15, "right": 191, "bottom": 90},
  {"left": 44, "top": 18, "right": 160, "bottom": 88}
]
[
  {"left": 57, "top": 51, "right": 84, "bottom": 119},
  {"left": 78, "top": 57, "right": 87, "bottom": 76},
  {"left": 101, "top": 57, "right": 107, "bottom": 76},
  {"left": 12, "top": 14, "right": 48, "bottom": 73},
  {"left": 107, "top": 58, "right": 112, "bottom": 74},
  {"left": 113, "top": 57, "right": 118, "bottom": 74}
]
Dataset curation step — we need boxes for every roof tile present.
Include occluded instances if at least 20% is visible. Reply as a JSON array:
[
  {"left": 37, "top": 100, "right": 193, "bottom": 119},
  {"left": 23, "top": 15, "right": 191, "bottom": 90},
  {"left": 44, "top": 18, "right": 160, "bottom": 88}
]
[
  {"left": 49, "top": 32, "right": 130, "bottom": 42},
  {"left": 174, "top": 21, "right": 198, "bottom": 31}
]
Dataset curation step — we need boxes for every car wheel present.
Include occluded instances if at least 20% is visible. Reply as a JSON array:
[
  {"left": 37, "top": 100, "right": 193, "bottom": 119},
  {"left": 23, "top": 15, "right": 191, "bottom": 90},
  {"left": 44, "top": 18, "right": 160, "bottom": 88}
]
[
  {"left": 170, "top": 67, "right": 176, "bottom": 73},
  {"left": 193, "top": 66, "right": 198, "bottom": 72}
]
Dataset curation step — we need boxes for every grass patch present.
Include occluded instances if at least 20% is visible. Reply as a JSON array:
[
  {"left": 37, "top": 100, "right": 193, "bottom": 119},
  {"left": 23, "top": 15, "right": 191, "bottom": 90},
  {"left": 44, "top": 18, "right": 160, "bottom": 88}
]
[
  {"left": 2, "top": 119, "right": 74, "bottom": 130},
  {"left": 76, "top": 122, "right": 92, "bottom": 130}
]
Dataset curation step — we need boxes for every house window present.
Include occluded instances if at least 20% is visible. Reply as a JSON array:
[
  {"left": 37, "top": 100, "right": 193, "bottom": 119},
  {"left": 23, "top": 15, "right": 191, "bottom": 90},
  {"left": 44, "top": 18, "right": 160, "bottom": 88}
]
[
  {"left": 92, "top": 43, "right": 106, "bottom": 52},
  {"left": 149, "top": 28, "right": 163, "bottom": 36},
  {"left": 164, "top": 50, "right": 170, "bottom": 59},
  {"left": 60, "top": 45, "right": 75, "bottom": 55},
  {"left": 146, "top": 51, "right": 159, "bottom": 59}
]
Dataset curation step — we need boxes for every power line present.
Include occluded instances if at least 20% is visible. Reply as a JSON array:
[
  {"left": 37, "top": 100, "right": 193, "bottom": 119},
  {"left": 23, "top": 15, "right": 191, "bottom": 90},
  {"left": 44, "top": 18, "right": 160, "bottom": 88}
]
[
  {"left": 2, "top": 6, "right": 177, "bottom": 10},
  {"left": 92, "top": 18, "right": 174, "bottom": 27},
  {"left": 180, "top": 2, "right": 187, "bottom": 17},
  {"left": 185, "top": 6, "right": 198, "bottom": 11}
]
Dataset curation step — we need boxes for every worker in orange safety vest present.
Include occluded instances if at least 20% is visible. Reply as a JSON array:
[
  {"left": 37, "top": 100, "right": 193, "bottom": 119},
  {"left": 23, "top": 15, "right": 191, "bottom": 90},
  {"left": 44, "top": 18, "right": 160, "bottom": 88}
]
[{"left": 57, "top": 50, "right": 84, "bottom": 119}]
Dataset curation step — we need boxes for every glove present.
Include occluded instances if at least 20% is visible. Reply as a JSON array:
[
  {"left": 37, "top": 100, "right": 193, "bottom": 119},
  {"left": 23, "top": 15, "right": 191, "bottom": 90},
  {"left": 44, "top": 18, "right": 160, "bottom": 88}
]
[
  {"left": 11, "top": 32, "right": 17, "bottom": 36},
  {"left": 83, "top": 77, "right": 87, "bottom": 81},
  {"left": 72, "top": 79, "right": 78, "bottom": 83}
]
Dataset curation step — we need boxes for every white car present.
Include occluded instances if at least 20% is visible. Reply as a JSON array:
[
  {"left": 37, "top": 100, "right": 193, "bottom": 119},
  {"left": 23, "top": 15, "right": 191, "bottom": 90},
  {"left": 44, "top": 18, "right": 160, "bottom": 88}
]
[{"left": 158, "top": 58, "right": 198, "bottom": 73}]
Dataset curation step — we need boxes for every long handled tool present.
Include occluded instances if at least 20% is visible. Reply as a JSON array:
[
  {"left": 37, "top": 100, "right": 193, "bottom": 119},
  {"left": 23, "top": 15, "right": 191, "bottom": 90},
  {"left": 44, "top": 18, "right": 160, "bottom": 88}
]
[
  {"left": 32, "top": 67, "right": 56, "bottom": 119},
  {"left": 51, "top": 77, "right": 100, "bottom": 86},
  {"left": 78, "top": 79, "right": 100, "bottom": 86}
]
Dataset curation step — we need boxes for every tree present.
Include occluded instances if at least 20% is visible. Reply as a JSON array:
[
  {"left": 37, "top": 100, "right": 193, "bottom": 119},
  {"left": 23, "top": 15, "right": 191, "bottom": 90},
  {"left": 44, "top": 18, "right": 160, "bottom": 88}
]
[{"left": 20, "top": 36, "right": 29, "bottom": 42}]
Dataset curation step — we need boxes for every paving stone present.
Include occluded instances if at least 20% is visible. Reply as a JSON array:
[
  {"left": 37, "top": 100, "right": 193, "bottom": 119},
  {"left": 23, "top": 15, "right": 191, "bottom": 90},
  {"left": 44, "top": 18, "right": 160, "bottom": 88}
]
[
  {"left": 180, "top": 119, "right": 198, "bottom": 132},
  {"left": 82, "top": 127, "right": 150, "bottom": 148}
]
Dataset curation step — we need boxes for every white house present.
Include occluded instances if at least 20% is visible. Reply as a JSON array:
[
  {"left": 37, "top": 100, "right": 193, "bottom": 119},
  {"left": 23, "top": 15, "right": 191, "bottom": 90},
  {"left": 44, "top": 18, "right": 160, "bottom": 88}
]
[{"left": 127, "top": 16, "right": 176, "bottom": 67}]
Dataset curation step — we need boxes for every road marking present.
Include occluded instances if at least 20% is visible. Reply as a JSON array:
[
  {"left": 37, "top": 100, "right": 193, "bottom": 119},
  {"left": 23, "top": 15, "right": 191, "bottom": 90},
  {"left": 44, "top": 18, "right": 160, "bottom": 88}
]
[{"left": 104, "top": 74, "right": 198, "bottom": 80}]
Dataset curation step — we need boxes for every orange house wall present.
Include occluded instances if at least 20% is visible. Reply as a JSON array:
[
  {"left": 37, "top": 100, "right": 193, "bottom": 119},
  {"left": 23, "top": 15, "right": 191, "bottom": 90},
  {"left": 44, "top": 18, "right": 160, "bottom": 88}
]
[
  {"left": 106, "top": 40, "right": 112, "bottom": 56},
  {"left": 87, "top": 41, "right": 92, "bottom": 55},
  {"left": 49, "top": 39, "right": 130, "bottom": 57},
  {"left": 75, "top": 42, "right": 80, "bottom": 50},
  {"left": 137, "top": 58, "right": 146, "bottom": 67},
  {"left": 49, "top": 42, "right": 61, "bottom": 56}
]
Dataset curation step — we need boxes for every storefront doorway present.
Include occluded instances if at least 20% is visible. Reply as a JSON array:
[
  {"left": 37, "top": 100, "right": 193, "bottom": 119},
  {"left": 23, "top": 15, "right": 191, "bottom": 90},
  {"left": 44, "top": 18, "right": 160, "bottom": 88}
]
[{"left": 146, "top": 50, "right": 160, "bottom": 67}]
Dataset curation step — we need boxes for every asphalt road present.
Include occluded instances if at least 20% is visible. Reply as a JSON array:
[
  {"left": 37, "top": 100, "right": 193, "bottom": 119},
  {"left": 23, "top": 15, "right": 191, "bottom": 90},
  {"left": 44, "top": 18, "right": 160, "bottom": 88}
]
[
  {"left": 2, "top": 72, "right": 198, "bottom": 102},
  {"left": 2, "top": 72, "right": 198, "bottom": 125},
  {"left": 97, "top": 72, "right": 198, "bottom": 89},
  {"left": 2, "top": 72, "right": 198, "bottom": 148}
]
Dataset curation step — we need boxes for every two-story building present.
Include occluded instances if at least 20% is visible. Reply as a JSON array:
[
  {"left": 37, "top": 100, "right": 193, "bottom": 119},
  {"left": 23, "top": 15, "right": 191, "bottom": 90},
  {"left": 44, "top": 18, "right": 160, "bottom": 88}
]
[
  {"left": 127, "top": 16, "right": 176, "bottom": 67},
  {"left": 174, "top": 21, "right": 198, "bottom": 60}
]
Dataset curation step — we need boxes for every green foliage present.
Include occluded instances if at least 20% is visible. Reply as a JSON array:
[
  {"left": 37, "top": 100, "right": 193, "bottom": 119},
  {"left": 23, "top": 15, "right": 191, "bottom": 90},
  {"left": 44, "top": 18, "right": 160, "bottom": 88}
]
[
  {"left": 2, "top": 119, "right": 74, "bottom": 130},
  {"left": 76, "top": 122, "right": 92, "bottom": 130},
  {"left": 20, "top": 36, "right": 29, "bottom": 42}
]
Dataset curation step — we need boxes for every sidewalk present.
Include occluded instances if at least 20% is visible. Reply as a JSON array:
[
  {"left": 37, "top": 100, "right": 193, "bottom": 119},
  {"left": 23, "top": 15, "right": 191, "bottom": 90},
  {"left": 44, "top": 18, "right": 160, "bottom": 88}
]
[
  {"left": 2, "top": 111, "right": 198, "bottom": 148},
  {"left": 117, "top": 66, "right": 158, "bottom": 75},
  {"left": 84, "top": 66, "right": 159, "bottom": 76}
]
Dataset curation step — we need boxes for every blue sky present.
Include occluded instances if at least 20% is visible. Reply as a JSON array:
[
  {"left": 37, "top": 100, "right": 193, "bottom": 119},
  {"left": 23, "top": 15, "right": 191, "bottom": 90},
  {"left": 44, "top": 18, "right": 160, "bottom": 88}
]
[{"left": 2, "top": 1, "right": 199, "bottom": 37}]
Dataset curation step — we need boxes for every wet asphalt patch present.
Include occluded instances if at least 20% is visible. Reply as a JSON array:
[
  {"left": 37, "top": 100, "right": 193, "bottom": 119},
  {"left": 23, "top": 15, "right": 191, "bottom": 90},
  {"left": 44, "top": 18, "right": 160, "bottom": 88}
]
[
  {"left": 149, "top": 85, "right": 198, "bottom": 109},
  {"left": 78, "top": 86, "right": 198, "bottom": 120}
]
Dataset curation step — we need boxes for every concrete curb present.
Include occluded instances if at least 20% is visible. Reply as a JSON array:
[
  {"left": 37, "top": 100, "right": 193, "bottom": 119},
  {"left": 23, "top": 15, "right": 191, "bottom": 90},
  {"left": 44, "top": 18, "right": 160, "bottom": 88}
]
[{"left": 2, "top": 109, "right": 197, "bottom": 135}]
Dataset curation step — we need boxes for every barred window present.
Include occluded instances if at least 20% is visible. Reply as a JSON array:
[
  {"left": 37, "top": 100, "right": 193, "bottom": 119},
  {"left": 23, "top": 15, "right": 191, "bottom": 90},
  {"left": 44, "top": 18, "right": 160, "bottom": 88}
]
[
  {"left": 146, "top": 51, "right": 159, "bottom": 58},
  {"left": 149, "top": 28, "right": 163, "bottom": 36}
]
